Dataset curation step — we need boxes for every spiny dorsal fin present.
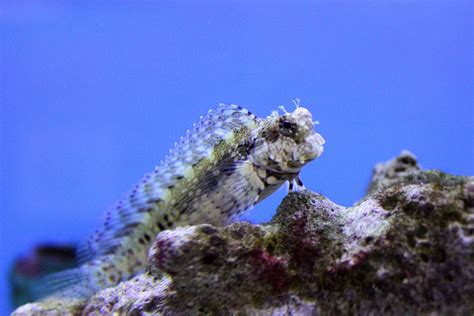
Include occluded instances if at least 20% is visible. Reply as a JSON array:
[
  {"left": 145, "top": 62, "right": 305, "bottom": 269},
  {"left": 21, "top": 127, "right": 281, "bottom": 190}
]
[{"left": 77, "top": 104, "right": 258, "bottom": 262}]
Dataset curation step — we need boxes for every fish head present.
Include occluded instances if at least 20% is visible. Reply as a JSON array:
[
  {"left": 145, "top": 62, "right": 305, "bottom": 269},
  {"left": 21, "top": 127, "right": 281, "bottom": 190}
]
[{"left": 251, "top": 106, "right": 325, "bottom": 174}]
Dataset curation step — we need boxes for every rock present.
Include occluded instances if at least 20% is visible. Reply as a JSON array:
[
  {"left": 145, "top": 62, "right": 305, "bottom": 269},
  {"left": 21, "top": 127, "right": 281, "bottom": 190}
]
[
  {"left": 366, "top": 150, "right": 421, "bottom": 195},
  {"left": 12, "top": 297, "right": 84, "bottom": 316},
  {"left": 13, "top": 152, "right": 474, "bottom": 315}
]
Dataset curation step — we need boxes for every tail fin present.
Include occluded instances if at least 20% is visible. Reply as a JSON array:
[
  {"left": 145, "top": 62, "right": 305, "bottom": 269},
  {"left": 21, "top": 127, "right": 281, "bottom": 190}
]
[{"left": 32, "top": 265, "right": 97, "bottom": 300}]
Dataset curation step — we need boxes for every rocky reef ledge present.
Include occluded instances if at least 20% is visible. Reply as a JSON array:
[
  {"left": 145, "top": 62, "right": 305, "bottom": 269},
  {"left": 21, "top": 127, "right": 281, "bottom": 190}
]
[{"left": 13, "top": 152, "right": 474, "bottom": 315}]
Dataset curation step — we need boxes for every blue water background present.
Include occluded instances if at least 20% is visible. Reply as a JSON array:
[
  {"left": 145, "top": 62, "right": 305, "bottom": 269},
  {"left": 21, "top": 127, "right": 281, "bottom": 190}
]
[{"left": 1, "top": 1, "right": 473, "bottom": 313}]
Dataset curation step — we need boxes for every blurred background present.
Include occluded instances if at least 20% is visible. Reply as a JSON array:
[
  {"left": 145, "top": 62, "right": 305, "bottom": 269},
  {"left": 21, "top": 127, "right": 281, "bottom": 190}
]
[{"left": 1, "top": 0, "right": 472, "bottom": 313}]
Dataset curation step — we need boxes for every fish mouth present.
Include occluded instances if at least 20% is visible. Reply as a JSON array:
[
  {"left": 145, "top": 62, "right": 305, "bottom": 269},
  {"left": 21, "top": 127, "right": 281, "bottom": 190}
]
[{"left": 302, "top": 132, "right": 325, "bottom": 162}]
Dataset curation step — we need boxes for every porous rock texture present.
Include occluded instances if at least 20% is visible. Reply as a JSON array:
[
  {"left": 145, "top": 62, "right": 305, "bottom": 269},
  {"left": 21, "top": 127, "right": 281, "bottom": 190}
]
[{"left": 13, "top": 151, "right": 474, "bottom": 315}]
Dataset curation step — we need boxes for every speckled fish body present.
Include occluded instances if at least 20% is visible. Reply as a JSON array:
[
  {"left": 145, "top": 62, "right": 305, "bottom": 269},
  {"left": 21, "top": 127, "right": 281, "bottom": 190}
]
[{"left": 41, "top": 103, "right": 325, "bottom": 299}]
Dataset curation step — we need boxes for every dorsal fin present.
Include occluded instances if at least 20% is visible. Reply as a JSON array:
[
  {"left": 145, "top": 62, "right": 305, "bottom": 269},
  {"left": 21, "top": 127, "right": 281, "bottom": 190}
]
[{"left": 76, "top": 104, "right": 259, "bottom": 263}]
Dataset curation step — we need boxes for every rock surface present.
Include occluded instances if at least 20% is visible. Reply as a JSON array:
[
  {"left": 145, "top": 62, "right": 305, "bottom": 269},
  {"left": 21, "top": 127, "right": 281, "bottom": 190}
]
[{"left": 13, "top": 152, "right": 474, "bottom": 315}]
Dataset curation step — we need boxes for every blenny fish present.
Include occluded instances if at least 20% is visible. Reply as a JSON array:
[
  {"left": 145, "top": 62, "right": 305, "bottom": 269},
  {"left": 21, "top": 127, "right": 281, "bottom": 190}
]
[{"left": 40, "top": 103, "right": 325, "bottom": 299}]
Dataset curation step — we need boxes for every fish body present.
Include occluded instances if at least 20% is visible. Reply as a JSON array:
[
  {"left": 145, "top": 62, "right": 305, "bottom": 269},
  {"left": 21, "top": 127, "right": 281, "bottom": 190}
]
[{"left": 41, "top": 103, "right": 325, "bottom": 299}]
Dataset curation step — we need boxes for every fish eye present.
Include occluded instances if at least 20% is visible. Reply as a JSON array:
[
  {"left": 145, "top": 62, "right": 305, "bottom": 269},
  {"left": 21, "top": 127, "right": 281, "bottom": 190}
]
[
  {"left": 279, "top": 119, "right": 297, "bottom": 137},
  {"left": 282, "top": 120, "right": 292, "bottom": 129}
]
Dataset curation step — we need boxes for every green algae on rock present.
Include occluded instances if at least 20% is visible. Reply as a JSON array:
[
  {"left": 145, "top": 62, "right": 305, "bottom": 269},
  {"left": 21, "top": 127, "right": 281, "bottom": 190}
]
[{"left": 13, "top": 152, "right": 474, "bottom": 315}]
